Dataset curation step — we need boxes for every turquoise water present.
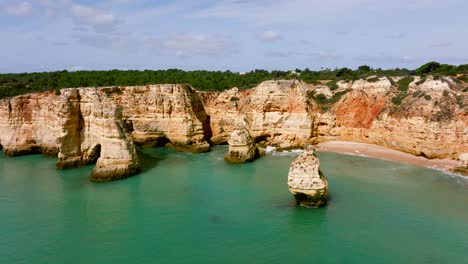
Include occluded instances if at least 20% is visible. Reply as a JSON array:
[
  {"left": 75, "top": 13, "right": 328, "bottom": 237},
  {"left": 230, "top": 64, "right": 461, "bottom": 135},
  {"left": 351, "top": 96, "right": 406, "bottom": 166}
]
[{"left": 1, "top": 146, "right": 467, "bottom": 264}]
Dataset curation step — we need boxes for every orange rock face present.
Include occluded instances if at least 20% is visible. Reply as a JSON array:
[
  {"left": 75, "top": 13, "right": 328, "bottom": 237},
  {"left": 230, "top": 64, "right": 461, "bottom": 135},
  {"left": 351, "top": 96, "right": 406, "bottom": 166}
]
[
  {"left": 334, "top": 90, "right": 386, "bottom": 129},
  {"left": 0, "top": 76, "right": 466, "bottom": 179}
]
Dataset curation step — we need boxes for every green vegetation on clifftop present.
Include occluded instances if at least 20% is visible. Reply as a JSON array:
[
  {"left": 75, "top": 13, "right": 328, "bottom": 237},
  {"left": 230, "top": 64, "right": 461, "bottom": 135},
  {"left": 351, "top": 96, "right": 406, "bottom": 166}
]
[{"left": 0, "top": 62, "right": 467, "bottom": 99}]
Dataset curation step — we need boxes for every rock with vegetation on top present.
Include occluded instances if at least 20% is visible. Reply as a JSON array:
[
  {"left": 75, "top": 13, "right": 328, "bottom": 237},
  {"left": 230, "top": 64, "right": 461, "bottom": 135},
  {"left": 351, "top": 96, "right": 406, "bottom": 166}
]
[
  {"left": 224, "top": 124, "right": 259, "bottom": 163},
  {"left": 288, "top": 147, "right": 328, "bottom": 207}
]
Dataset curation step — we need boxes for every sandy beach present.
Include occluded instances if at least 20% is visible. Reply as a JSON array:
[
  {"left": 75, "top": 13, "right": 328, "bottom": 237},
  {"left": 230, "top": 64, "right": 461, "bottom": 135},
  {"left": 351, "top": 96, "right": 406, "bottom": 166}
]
[{"left": 317, "top": 141, "right": 461, "bottom": 173}]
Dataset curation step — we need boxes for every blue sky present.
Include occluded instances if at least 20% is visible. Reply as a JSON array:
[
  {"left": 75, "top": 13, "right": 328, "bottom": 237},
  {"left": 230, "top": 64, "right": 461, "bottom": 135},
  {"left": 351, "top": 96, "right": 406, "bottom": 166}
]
[{"left": 0, "top": 0, "right": 467, "bottom": 73}]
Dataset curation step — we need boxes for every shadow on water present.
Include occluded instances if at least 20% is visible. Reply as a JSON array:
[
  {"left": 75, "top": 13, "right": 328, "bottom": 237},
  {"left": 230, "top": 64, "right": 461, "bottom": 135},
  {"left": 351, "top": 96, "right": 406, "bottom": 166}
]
[
  {"left": 208, "top": 215, "right": 237, "bottom": 225},
  {"left": 137, "top": 148, "right": 168, "bottom": 173}
]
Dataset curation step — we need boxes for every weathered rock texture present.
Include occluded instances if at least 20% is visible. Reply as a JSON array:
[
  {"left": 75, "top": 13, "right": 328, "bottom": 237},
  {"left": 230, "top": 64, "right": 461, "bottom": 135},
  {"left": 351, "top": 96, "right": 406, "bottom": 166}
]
[
  {"left": 1, "top": 76, "right": 467, "bottom": 178},
  {"left": 452, "top": 153, "right": 468, "bottom": 176},
  {"left": 200, "top": 76, "right": 467, "bottom": 170},
  {"left": 57, "top": 88, "right": 140, "bottom": 182},
  {"left": 0, "top": 92, "right": 62, "bottom": 156},
  {"left": 0, "top": 84, "right": 213, "bottom": 181},
  {"left": 317, "top": 76, "right": 467, "bottom": 159},
  {"left": 201, "top": 80, "right": 320, "bottom": 149},
  {"left": 114, "top": 84, "right": 210, "bottom": 153},
  {"left": 288, "top": 148, "right": 328, "bottom": 207},
  {"left": 224, "top": 124, "right": 259, "bottom": 163}
]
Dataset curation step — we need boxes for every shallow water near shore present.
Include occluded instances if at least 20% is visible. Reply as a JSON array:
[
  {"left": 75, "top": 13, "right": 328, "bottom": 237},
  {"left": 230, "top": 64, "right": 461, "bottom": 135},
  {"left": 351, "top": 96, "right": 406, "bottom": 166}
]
[{"left": 1, "top": 146, "right": 467, "bottom": 264}]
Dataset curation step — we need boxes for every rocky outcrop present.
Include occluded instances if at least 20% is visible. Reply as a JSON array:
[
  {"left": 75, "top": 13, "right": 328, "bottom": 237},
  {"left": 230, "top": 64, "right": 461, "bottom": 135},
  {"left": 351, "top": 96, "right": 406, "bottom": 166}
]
[
  {"left": 0, "top": 75, "right": 466, "bottom": 179},
  {"left": 0, "top": 88, "right": 140, "bottom": 182},
  {"left": 452, "top": 153, "right": 468, "bottom": 176},
  {"left": 288, "top": 148, "right": 328, "bottom": 207},
  {"left": 57, "top": 88, "right": 140, "bottom": 182},
  {"left": 199, "top": 87, "right": 248, "bottom": 144},
  {"left": 0, "top": 84, "right": 213, "bottom": 181},
  {"left": 316, "top": 76, "right": 467, "bottom": 160},
  {"left": 203, "top": 80, "right": 320, "bottom": 149},
  {"left": 113, "top": 84, "right": 210, "bottom": 153},
  {"left": 0, "top": 92, "right": 62, "bottom": 156},
  {"left": 224, "top": 123, "right": 259, "bottom": 163}
]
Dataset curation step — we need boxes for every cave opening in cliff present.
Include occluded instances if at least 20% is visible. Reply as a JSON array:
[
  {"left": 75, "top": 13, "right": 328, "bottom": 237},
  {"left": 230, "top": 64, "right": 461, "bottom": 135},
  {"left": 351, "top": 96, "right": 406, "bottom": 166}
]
[
  {"left": 254, "top": 135, "right": 271, "bottom": 144},
  {"left": 87, "top": 144, "right": 101, "bottom": 165},
  {"left": 418, "top": 151, "right": 429, "bottom": 159}
]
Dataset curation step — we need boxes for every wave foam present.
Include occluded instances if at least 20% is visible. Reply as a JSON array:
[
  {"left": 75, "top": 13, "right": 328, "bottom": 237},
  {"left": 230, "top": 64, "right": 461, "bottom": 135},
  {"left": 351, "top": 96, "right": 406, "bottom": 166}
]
[{"left": 271, "top": 149, "right": 304, "bottom": 157}]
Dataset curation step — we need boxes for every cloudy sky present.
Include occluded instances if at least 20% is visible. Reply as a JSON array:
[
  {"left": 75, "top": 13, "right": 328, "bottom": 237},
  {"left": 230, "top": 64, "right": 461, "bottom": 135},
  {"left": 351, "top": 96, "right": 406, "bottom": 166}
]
[{"left": 0, "top": 0, "right": 467, "bottom": 73}]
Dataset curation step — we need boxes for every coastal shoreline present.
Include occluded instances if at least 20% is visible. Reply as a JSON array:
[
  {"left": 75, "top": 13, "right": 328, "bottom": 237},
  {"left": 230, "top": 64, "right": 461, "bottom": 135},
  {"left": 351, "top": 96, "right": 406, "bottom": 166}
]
[{"left": 316, "top": 141, "right": 461, "bottom": 175}]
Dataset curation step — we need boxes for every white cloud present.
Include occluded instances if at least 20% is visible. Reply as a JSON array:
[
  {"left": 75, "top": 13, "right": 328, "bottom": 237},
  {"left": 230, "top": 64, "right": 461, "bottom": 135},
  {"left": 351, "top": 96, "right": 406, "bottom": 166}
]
[
  {"left": 71, "top": 4, "right": 123, "bottom": 33},
  {"left": 259, "top": 30, "right": 281, "bottom": 41},
  {"left": 160, "top": 34, "right": 238, "bottom": 57},
  {"left": 38, "top": 0, "right": 69, "bottom": 8},
  {"left": 265, "top": 51, "right": 302, "bottom": 58},
  {"left": 197, "top": 0, "right": 372, "bottom": 25},
  {"left": 6, "top": 1, "right": 33, "bottom": 16}
]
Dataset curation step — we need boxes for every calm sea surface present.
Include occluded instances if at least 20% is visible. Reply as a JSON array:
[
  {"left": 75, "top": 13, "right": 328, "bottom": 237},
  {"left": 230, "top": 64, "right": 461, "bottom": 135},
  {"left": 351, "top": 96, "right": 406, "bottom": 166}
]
[{"left": 1, "top": 146, "right": 467, "bottom": 264}]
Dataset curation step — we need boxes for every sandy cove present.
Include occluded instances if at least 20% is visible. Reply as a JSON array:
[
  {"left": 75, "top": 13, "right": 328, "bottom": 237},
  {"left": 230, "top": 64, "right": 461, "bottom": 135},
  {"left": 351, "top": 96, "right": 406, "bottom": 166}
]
[{"left": 317, "top": 141, "right": 461, "bottom": 174}]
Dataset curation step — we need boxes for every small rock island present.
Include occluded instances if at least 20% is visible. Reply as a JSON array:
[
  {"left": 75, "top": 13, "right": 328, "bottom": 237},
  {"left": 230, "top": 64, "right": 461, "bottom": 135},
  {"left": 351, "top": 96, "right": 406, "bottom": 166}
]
[
  {"left": 288, "top": 147, "right": 328, "bottom": 207},
  {"left": 224, "top": 124, "right": 259, "bottom": 163}
]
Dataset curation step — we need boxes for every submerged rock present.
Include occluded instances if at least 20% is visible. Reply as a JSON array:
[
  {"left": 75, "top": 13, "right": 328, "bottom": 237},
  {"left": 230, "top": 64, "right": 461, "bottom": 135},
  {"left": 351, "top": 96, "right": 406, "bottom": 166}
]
[
  {"left": 224, "top": 124, "right": 259, "bottom": 163},
  {"left": 288, "top": 147, "right": 328, "bottom": 207}
]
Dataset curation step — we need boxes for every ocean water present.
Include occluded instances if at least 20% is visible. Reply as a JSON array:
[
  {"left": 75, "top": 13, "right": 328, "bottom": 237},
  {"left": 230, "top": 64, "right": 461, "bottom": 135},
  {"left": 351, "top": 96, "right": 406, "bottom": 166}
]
[{"left": 1, "top": 146, "right": 467, "bottom": 264}]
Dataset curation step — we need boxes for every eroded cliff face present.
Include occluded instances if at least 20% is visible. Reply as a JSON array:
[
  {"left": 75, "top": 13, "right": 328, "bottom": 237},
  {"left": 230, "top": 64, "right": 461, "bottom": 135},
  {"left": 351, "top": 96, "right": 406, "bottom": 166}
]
[
  {"left": 113, "top": 84, "right": 210, "bottom": 153},
  {"left": 317, "top": 76, "right": 467, "bottom": 159},
  {"left": 202, "top": 80, "right": 320, "bottom": 149},
  {"left": 288, "top": 147, "right": 328, "bottom": 207},
  {"left": 0, "top": 92, "right": 62, "bottom": 156},
  {"left": 0, "top": 76, "right": 466, "bottom": 179},
  {"left": 201, "top": 77, "right": 467, "bottom": 162},
  {"left": 0, "top": 84, "right": 213, "bottom": 181},
  {"left": 57, "top": 88, "right": 140, "bottom": 182},
  {"left": 224, "top": 123, "right": 259, "bottom": 163}
]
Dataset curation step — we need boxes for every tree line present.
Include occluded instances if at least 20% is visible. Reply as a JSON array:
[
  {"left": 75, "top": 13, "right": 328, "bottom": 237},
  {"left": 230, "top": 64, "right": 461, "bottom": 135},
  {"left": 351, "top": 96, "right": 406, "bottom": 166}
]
[{"left": 0, "top": 62, "right": 466, "bottom": 99}]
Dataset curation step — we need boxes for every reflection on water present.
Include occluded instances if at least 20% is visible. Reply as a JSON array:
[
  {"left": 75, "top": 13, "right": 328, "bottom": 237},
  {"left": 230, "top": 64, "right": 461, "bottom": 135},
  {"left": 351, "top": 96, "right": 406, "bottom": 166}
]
[{"left": 0, "top": 147, "right": 467, "bottom": 264}]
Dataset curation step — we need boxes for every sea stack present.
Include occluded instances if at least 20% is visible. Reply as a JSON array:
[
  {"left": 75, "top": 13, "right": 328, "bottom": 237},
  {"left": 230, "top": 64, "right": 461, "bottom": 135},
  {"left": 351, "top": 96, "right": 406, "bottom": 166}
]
[
  {"left": 288, "top": 147, "right": 328, "bottom": 207},
  {"left": 224, "top": 123, "right": 259, "bottom": 163}
]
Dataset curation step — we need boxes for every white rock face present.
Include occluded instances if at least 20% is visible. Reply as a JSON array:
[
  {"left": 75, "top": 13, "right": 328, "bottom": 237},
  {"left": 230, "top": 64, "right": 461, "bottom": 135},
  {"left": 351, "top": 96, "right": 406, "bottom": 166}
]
[
  {"left": 244, "top": 80, "right": 319, "bottom": 149},
  {"left": 225, "top": 123, "right": 259, "bottom": 163},
  {"left": 57, "top": 88, "right": 140, "bottom": 182},
  {"left": 114, "top": 84, "right": 210, "bottom": 153},
  {"left": 288, "top": 148, "right": 328, "bottom": 207},
  {"left": 0, "top": 92, "right": 62, "bottom": 156},
  {"left": 460, "top": 153, "right": 468, "bottom": 167}
]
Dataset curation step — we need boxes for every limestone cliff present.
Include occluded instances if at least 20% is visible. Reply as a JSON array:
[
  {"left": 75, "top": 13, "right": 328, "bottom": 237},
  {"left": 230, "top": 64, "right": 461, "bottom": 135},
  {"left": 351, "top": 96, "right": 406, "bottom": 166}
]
[
  {"left": 114, "top": 84, "right": 210, "bottom": 153},
  {"left": 203, "top": 80, "right": 320, "bottom": 149},
  {"left": 224, "top": 123, "right": 259, "bottom": 163},
  {"left": 288, "top": 148, "right": 328, "bottom": 207},
  {"left": 0, "top": 76, "right": 466, "bottom": 179},
  {"left": 317, "top": 76, "right": 467, "bottom": 159},
  {"left": 200, "top": 77, "right": 466, "bottom": 162},
  {"left": 0, "top": 84, "right": 213, "bottom": 181},
  {"left": 57, "top": 88, "right": 140, "bottom": 182},
  {"left": 0, "top": 92, "right": 62, "bottom": 156}
]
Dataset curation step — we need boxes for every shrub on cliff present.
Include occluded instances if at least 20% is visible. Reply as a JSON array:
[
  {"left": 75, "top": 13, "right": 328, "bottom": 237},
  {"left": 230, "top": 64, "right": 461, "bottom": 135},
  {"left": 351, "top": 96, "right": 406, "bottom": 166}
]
[
  {"left": 391, "top": 97, "right": 402, "bottom": 105},
  {"left": 314, "top": 93, "right": 327, "bottom": 104},
  {"left": 398, "top": 77, "right": 414, "bottom": 91}
]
